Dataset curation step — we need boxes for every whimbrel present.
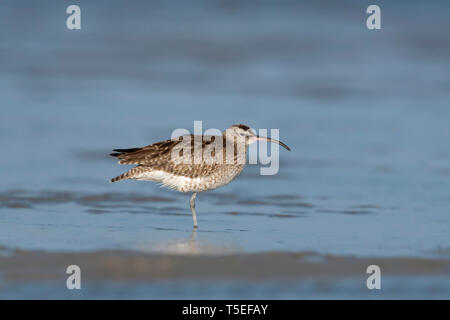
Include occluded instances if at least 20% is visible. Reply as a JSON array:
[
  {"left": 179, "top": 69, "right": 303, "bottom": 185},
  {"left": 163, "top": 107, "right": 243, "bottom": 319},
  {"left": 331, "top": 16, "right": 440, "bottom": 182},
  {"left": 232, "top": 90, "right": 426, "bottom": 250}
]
[{"left": 110, "top": 124, "right": 290, "bottom": 228}]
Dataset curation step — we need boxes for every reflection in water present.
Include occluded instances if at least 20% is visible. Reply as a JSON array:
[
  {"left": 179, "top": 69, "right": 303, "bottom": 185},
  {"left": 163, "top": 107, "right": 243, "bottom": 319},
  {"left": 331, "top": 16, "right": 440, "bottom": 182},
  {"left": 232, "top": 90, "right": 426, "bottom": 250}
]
[{"left": 150, "top": 229, "right": 240, "bottom": 255}]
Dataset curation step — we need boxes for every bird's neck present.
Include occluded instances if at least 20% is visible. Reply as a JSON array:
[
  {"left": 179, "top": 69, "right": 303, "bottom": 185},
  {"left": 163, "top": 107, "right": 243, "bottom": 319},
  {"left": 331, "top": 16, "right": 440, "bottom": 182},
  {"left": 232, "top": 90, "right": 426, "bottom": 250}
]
[{"left": 221, "top": 135, "right": 248, "bottom": 165}]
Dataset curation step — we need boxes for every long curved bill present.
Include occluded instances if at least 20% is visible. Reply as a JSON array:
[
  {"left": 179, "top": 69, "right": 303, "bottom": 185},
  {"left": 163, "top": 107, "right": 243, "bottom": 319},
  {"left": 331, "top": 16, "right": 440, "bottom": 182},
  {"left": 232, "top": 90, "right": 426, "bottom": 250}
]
[{"left": 256, "top": 136, "right": 291, "bottom": 151}]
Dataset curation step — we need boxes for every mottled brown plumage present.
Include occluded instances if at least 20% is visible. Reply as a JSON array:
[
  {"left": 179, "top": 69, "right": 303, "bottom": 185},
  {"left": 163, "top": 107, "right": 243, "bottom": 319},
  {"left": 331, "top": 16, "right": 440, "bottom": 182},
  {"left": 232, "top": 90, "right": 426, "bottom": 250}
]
[
  {"left": 110, "top": 134, "right": 247, "bottom": 182},
  {"left": 109, "top": 124, "right": 290, "bottom": 228}
]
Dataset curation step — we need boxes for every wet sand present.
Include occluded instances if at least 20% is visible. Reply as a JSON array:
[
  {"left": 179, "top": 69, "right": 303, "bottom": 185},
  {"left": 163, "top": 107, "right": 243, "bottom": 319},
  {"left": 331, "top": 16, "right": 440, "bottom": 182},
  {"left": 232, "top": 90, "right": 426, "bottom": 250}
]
[
  {"left": 1, "top": 247, "right": 449, "bottom": 299},
  {"left": 1, "top": 248, "right": 450, "bottom": 282}
]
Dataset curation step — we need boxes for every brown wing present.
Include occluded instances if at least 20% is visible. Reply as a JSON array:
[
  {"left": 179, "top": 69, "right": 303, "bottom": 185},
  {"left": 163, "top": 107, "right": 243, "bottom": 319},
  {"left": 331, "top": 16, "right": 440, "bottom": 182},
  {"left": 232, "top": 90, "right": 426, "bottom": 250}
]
[
  {"left": 110, "top": 134, "right": 248, "bottom": 178},
  {"left": 110, "top": 137, "right": 183, "bottom": 166},
  {"left": 111, "top": 135, "right": 230, "bottom": 177}
]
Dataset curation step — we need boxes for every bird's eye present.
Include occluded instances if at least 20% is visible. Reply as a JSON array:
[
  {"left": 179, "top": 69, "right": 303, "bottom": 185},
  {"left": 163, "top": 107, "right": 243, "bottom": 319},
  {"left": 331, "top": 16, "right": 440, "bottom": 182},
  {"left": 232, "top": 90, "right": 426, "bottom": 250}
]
[{"left": 239, "top": 132, "right": 246, "bottom": 136}]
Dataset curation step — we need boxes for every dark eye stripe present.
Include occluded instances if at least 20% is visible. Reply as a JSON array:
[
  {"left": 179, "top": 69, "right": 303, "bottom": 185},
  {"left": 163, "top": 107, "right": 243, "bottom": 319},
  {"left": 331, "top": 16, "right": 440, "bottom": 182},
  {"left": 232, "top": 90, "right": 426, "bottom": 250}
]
[{"left": 232, "top": 124, "right": 250, "bottom": 131}]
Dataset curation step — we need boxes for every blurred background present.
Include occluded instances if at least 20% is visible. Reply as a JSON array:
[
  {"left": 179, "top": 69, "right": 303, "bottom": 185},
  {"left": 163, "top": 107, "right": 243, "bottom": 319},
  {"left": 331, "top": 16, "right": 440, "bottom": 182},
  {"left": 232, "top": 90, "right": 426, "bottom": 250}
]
[{"left": 0, "top": 0, "right": 449, "bottom": 299}]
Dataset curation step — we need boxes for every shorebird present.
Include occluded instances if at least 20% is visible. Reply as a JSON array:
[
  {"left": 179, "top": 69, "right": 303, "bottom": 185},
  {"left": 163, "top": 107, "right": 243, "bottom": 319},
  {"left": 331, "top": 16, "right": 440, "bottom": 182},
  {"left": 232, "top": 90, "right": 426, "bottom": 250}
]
[{"left": 110, "top": 124, "right": 290, "bottom": 228}]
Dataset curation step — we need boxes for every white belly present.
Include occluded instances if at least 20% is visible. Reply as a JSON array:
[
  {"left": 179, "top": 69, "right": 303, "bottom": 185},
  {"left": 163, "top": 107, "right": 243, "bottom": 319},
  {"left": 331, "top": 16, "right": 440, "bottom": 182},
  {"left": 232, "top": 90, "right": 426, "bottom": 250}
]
[{"left": 134, "top": 165, "right": 245, "bottom": 192}]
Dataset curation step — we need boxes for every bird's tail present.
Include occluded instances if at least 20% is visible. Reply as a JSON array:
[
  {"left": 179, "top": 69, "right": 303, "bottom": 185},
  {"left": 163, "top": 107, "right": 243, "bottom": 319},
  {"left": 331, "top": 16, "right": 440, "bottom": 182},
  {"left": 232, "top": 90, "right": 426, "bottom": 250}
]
[{"left": 110, "top": 166, "right": 143, "bottom": 183}]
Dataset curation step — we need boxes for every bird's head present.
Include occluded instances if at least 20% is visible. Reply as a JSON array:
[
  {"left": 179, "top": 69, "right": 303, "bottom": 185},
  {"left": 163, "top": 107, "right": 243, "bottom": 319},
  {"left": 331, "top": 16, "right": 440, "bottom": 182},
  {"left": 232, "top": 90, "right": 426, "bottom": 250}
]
[{"left": 225, "top": 124, "right": 290, "bottom": 151}]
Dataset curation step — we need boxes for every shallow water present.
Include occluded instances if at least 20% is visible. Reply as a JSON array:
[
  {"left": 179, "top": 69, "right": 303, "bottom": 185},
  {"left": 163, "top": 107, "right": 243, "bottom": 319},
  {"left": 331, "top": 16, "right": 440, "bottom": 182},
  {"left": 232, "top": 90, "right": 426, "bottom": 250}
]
[
  {"left": 0, "top": 188, "right": 449, "bottom": 258},
  {"left": 1, "top": 0, "right": 449, "bottom": 298}
]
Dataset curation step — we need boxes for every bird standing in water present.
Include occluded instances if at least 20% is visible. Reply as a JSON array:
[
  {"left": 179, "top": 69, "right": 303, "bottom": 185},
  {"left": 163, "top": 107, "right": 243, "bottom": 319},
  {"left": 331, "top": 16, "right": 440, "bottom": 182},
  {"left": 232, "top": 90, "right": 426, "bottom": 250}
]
[{"left": 110, "top": 124, "right": 290, "bottom": 228}]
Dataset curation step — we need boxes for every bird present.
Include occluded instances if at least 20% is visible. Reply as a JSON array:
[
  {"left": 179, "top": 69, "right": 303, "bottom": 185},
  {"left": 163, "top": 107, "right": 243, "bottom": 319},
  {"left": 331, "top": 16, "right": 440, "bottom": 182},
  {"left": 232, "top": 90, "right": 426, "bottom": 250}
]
[{"left": 110, "top": 124, "right": 290, "bottom": 228}]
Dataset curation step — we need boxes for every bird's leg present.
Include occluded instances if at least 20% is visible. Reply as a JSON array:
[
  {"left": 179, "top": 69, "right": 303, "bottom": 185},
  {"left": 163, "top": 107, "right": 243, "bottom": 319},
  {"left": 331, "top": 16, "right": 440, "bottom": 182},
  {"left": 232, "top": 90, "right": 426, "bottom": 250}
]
[
  {"left": 190, "top": 192, "right": 198, "bottom": 228},
  {"left": 188, "top": 228, "right": 197, "bottom": 251}
]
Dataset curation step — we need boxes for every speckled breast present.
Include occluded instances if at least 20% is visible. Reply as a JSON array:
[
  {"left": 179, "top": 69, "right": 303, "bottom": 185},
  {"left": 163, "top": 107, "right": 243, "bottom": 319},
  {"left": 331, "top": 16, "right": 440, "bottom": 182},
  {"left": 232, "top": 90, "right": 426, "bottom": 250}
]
[{"left": 169, "top": 164, "right": 246, "bottom": 192}]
